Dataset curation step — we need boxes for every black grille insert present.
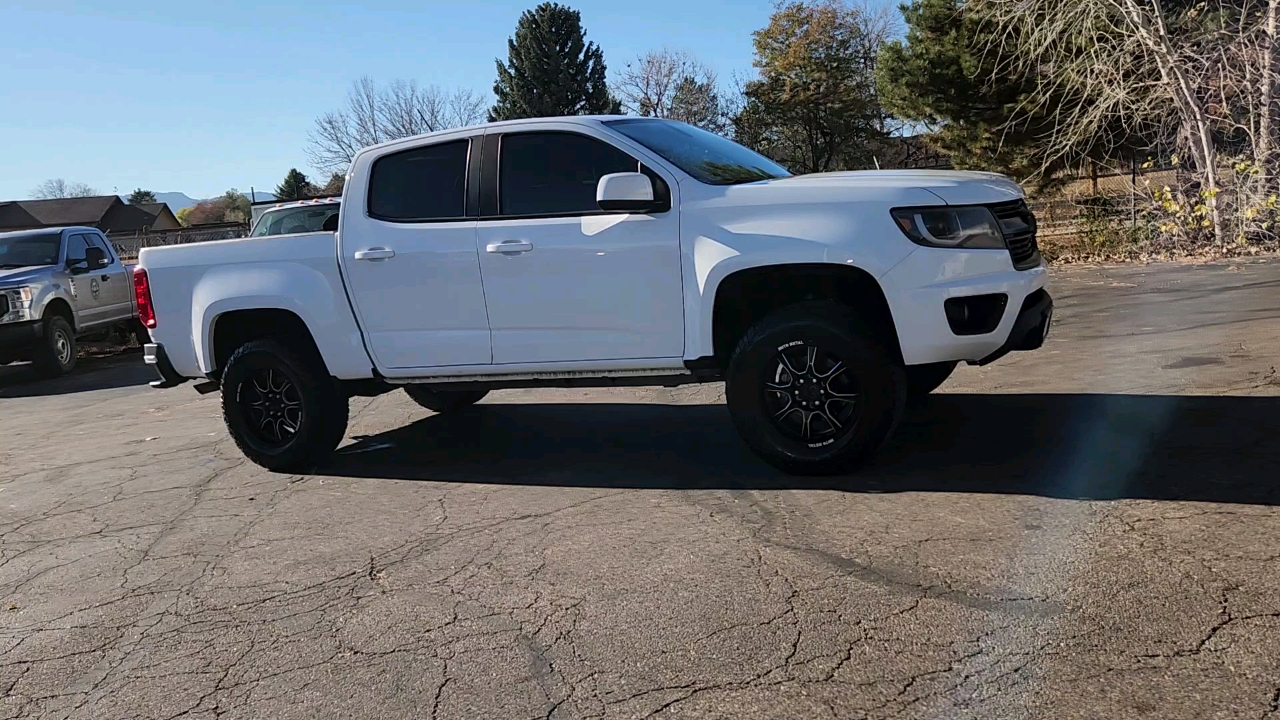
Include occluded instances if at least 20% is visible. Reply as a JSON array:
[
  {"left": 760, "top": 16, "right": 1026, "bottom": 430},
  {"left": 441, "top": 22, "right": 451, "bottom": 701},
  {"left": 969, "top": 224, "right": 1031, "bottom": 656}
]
[
  {"left": 0, "top": 294, "right": 8, "bottom": 318},
  {"left": 990, "top": 200, "right": 1042, "bottom": 270}
]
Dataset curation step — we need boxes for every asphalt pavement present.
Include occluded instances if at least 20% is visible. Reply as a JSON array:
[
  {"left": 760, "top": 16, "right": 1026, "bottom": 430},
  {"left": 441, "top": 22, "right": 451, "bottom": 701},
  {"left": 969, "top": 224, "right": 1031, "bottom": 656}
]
[{"left": 2, "top": 259, "right": 1279, "bottom": 720}]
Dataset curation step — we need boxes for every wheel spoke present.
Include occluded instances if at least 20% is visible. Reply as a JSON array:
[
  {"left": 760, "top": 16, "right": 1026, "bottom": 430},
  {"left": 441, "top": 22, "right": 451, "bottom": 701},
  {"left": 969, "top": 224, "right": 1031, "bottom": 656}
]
[
  {"left": 253, "top": 374, "right": 271, "bottom": 394},
  {"left": 816, "top": 360, "right": 845, "bottom": 379},
  {"left": 779, "top": 352, "right": 804, "bottom": 377},
  {"left": 805, "top": 345, "right": 818, "bottom": 373},
  {"left": 817, "top": 407, "right": 843, "bottom": 431},
  {"left": 774, "top": 400, "right": 798, "bottom": 420},
  {"left": 799, "top": 410, "right": 814, "bottom": 440}
]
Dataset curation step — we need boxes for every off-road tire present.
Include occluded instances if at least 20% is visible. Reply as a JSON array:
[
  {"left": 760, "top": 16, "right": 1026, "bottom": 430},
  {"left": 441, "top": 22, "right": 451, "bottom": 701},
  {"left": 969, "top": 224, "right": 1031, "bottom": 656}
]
[
  {"left": 905, "top": 361, "right": 958, "bottom": 397},
  {"left": 32, "top": 315, "right": 77, "bottom": 377},
  {"left": 403, "top": 387, "right": 489, "bottom": 414},
  {"left": 725, "top": 302, "right": 906, "bottom": 476},
  {"left": 221, "top": 339, "right": 348, "bottom": 473}
]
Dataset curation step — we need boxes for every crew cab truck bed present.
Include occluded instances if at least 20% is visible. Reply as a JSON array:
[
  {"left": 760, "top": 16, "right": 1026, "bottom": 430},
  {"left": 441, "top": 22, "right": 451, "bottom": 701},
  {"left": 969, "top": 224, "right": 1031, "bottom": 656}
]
[{"left": 140, "top": 116, "right": 1051, "bottom": 476}]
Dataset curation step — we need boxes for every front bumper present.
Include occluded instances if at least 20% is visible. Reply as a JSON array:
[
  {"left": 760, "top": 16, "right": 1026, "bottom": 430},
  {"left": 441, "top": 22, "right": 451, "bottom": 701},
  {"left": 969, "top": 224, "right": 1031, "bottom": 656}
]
[
  {"left": 881, "top": 247, "right": 1050, "bottom": 366},
  {"left": 143, "top": 343, "right": 188, "bottom": 389},
  {"left": 0, "top": 320, "right": 43, "bottom": 353},
  {"left": 976, "top": 289, "right": 1053, "bottom": 366}
]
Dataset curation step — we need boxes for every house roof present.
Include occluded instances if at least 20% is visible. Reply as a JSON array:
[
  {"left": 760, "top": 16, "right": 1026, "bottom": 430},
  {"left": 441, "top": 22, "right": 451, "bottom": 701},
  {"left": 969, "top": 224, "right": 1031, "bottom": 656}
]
[
  {"left": 9, "top": 196, "right": 119, "bottom": 228},
  {"left": 0, "top": 196, "right": 178, "bottom": 233}
]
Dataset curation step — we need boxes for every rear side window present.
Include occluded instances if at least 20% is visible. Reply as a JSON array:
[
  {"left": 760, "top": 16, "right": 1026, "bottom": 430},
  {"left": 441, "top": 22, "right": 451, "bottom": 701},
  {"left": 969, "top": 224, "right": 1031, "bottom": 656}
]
[
  {"left": 499, "top": 132, "right": 639, "bottom": 217},
  {"left": 368, "top": 140, "right": 470, "bottom": 222}
]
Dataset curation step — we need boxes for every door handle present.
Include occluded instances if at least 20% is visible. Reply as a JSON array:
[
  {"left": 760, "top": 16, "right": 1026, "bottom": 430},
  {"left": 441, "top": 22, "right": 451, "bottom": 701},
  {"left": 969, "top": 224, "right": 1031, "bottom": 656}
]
[
  {"left": 486, "top": 240, "right": 534, "bottom": 255},
  {"left": 354, "top": 248, "right": 396, "bottom": 261},
  {"left": 101, "top": 275, "right": 110, "bottom": 281}
]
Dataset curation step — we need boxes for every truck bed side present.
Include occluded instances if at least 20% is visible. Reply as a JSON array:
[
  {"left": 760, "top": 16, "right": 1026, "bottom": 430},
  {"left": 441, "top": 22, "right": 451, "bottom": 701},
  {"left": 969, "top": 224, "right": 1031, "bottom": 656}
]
[{"left": 139, "top": 232, "right": 372, "bottom": 380}]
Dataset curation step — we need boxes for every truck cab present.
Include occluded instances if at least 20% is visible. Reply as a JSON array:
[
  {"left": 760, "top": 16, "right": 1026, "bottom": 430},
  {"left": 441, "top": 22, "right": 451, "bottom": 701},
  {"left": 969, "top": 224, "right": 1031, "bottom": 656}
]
[{"left": 0, "top": 226, "right": 139, "bottom": 376}]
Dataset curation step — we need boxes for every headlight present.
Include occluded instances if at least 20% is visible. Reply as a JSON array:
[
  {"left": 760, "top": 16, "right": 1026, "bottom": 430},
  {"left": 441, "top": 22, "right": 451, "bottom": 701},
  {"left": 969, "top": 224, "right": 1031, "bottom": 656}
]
[
  {"left": 891, "top": 206, "right": 1006, "bottom": 249},
  {"left": 1, "top": 286, "right": 36, "bottom": 324}
]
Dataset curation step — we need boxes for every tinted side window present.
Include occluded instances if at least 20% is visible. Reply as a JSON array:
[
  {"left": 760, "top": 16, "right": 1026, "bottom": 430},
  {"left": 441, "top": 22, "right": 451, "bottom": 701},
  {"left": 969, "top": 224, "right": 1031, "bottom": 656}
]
[
  {"left": 65, "top": 234, "right": 89, "bottom": 263},
  {"left": 499, "top": 132, "right": 639, "bottom": 217},
  {"left": 368, "top": 140, "right": 470, "bottom": 222},
  {"left": 85, "top": 234, "right": 114, "bottom": 264}
]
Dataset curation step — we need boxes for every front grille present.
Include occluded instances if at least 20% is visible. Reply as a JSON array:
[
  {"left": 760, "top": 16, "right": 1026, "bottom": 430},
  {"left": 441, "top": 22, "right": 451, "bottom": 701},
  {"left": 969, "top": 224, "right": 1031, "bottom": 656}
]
[
  {"left": 990, "top": 200, "right": 1042, "bottom": 270},
  {"left": 0, "top": 294, "right": 8, "bottom": 318}
]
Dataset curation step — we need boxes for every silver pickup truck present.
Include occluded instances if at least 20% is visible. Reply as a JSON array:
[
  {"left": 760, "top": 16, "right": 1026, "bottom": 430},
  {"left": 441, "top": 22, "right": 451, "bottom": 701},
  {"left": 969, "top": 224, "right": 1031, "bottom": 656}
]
[{"left": 0, "top": 226, "right": 142, "bottom": 376}]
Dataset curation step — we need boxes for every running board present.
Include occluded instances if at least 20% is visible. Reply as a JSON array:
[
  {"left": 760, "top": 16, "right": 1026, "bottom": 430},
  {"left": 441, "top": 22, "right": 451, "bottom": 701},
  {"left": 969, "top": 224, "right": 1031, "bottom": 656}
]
[{"left": 388, "top": 367, "right": 696, "bottom": 391}]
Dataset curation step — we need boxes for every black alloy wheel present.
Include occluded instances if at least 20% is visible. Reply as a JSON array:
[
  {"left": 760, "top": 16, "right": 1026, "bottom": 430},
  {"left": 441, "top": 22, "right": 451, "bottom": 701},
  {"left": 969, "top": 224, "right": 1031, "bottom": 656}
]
[
  {"left": 762, "top": 343, "right": 862, "bottom": 446},
  {"left": 241, "top": 367, "right": 304, "bottom": 446}
]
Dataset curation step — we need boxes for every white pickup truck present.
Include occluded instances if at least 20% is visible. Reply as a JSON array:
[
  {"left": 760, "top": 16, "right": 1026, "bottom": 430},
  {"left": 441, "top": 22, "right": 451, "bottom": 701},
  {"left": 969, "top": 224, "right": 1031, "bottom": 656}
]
[{"left": 137, "top": 116, "right": 1052, "bottom": 475}]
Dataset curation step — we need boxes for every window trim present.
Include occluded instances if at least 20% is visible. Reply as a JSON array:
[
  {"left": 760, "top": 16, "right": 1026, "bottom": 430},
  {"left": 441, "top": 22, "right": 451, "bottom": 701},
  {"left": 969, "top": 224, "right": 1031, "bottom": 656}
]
[
  {"left": 485, "top": 130, "right": 670, "bottom": 221},
  {"left": 365, "top": 137, "right": 476, "bottom": 225}
]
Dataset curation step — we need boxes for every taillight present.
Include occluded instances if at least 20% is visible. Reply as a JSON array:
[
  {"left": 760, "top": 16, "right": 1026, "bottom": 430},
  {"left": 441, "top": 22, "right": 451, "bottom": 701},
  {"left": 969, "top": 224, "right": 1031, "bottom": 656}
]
[{"left": 133, "top": 267, "right": 156, "bottom": 329}]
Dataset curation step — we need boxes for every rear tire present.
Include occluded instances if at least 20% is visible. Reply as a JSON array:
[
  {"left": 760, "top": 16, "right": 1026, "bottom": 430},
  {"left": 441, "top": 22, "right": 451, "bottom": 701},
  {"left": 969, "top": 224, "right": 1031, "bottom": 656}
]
[
  {"left": 725, "top": 302, "right": 906, "bottom": 476},
  {"left": 221, "top": 339, "right": 348, "bottom": 473},
  {"left": 905, "top": 361, "right": 957, "bottom": 397},
  {"left": 32, "top": 315, "right": 77, "bottom": 377},
  {"left": 403, "top": 386, "right": 489, "bottom": 413}
]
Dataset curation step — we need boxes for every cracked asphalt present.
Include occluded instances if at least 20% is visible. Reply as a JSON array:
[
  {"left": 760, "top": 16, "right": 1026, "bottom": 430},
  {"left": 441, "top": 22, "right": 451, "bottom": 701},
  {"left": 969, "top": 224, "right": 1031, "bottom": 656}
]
[{"left": 3, "top": 259, "right": 1280, "bottom": 720}]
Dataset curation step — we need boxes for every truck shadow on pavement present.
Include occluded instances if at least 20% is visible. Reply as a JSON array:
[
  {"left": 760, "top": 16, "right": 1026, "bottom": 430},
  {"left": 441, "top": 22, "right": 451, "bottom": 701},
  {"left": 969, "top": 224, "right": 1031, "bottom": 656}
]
[
  {"left": 323, "top": 393, "right": 1280, "bottom": 506},
  {"left": 0, "top": 354, "right": 153, "bottom": 398}
]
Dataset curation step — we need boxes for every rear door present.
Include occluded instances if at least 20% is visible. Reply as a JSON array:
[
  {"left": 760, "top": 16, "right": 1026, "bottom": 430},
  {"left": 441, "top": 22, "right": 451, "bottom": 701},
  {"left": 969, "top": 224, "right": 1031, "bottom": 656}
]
[
  {"left": 338, "top": 134, "right": 492, "bottom": 370},
  {"left": 84, "top": 232, "right": 132, "bottom": 323}
]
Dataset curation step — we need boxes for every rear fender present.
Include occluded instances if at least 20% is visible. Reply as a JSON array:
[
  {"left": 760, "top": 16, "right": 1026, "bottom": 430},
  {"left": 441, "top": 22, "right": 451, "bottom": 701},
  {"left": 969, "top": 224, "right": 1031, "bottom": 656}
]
[{"left": 192, "top": 263, "right": 371, "bottom": 379}]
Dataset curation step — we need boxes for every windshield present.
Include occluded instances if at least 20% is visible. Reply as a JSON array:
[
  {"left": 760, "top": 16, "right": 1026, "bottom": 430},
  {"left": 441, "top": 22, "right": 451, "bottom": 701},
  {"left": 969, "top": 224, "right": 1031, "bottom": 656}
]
[
  {"left": 605, "top": 119, "right": 791, "bottom": 185},
  {"left": 0, "top": 232, "right": 61, "bottom": 268},
  {"left": 251, "top": 205, "right": 339, "bottom": 237}
]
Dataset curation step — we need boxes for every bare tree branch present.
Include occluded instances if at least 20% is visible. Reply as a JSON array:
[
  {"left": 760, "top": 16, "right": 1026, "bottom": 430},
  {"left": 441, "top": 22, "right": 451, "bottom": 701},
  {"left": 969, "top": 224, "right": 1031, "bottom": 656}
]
[
  {"left": 306, "top": 77, "right": 487, "bottom": 172},
  {"left": 30, "top": 179, "right": 98, "bottom": 199}
]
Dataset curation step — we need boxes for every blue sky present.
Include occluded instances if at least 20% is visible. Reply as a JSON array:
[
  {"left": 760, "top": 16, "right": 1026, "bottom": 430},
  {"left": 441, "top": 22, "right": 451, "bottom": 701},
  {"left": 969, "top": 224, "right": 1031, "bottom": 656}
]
[{"left": 0, "top": 1, "right": 897, "bottom": 201}]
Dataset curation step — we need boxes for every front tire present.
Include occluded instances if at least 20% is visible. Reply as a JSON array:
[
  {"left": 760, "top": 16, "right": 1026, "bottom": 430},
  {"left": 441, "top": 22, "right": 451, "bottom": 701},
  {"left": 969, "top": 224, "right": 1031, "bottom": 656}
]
[
  {"left": 221, "top": 339, "right": 348, "bottom": 473},
  {"left": 725, "top": 302, "right": 906, "bottom": 476},
  {"left": 32, "top": 315, "right": 77, "bottom": 377},
  {"left": 403, "top": 387, "right": 489, "bottom": 414}
]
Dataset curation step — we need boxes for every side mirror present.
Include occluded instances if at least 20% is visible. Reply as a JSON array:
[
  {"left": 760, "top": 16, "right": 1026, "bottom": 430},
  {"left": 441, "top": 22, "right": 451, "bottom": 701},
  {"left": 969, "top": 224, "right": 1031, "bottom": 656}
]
[
  {"left": 597, "top": 173, "right": 656, "bottom": 213},
  {"left": 85, "top": 246, "right": 108, "bottom": 269},
  {"left": 66, "top": 258, "right": 90, "bottom": 275}
]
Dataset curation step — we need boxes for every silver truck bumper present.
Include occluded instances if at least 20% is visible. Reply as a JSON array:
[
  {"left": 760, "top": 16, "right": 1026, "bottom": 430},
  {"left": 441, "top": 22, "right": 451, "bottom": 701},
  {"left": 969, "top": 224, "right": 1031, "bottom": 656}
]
[{"left": 143, "top": 343, "right": 188, "bottom": 389}]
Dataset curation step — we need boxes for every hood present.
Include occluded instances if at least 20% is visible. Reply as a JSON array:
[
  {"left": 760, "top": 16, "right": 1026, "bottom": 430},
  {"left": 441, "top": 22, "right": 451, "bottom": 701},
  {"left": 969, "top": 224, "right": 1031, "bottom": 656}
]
[
  {"left": 0, "top": 265, "right": 55, "bottom": 287},
  {"left": 771, "top": 170, "right": 1024, "bottom": 206}
]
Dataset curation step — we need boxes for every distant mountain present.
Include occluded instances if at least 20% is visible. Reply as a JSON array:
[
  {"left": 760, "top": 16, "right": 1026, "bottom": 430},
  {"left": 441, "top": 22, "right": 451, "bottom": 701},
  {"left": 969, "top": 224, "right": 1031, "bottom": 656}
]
[
  {"left": 152, "top": 192, "right": 197, "bottom": 212},
  {"left": 128, "top": 191, "right": 275, "bottom": 212}
]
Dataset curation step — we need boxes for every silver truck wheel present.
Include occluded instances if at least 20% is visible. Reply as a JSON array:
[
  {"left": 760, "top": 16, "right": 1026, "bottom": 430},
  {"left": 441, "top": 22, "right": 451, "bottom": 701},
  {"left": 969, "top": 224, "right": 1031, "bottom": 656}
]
[{"left": 33, "top": 315, "right": 77, "bottom": 377}]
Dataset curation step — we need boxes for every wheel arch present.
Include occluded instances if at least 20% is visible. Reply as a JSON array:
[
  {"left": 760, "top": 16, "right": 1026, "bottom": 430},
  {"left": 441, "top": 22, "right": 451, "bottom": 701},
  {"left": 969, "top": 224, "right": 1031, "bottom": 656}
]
[
  {"left": 707, "top": 263, "right": 903, "bottom": 370},
  {"left": 209, "top": 308, "right": 326, "bottom": 381}
]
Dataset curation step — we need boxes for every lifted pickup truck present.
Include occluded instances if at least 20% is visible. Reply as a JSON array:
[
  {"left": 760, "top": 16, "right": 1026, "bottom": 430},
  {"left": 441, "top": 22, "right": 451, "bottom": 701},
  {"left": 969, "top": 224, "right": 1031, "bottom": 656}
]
[
  {"left": 1, "top": 226, "right": 142, "bottom": 376},
  {"left": 138, "top": 117, "right": 1052, "bottom": 475}
]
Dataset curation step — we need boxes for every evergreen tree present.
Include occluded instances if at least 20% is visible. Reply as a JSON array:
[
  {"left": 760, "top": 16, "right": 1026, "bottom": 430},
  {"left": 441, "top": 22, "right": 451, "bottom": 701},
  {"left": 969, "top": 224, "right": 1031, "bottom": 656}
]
[
  {"left": 489, "top": 2, "right": 620, "bottom": 121},
  {"left": 876, "top": 0, "right": 1154, "bottom": 184},
  {"left": 274, "top": 169, "right": 314, "bottom": 201},
  {"left": 126, "top": 189, "right": 157, "bottom": 204}
]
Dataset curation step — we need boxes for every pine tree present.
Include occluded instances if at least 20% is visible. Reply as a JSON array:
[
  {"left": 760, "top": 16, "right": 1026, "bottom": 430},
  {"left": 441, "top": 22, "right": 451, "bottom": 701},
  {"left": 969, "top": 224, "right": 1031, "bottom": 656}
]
[
  {"left": 274, "top": 169, "right": 313, "bottom": 201},
  {"left": 126, "top": 189, "right": 157, "bottom": 205},
  {"left": 489, "top": 2, "right": 621, "bottom": 121}
]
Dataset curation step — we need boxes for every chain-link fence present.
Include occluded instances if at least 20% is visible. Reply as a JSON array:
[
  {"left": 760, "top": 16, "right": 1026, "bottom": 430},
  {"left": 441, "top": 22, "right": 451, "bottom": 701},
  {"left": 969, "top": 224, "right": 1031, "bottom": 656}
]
[{"left": 109, "top": 223, "right": 249, "bottom": 262}]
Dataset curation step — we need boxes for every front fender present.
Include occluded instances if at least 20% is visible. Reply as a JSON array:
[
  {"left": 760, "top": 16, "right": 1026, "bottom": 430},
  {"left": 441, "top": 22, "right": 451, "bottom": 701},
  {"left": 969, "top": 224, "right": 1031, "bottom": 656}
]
[{"left": 681, "top": 208, "right": 919, "bottom": 360}]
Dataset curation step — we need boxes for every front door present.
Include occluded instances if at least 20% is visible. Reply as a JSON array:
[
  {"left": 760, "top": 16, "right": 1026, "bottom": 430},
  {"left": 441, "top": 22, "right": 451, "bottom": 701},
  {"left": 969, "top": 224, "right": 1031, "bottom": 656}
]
[
  {"left": 63, "top": 233, "right": 109, "bottom": 329},
  {"left": 338, "top": 136, "right": 491, "bottom": 370},
  {"left": 475, "top": 130, "right": 684, "bottom": 364}
]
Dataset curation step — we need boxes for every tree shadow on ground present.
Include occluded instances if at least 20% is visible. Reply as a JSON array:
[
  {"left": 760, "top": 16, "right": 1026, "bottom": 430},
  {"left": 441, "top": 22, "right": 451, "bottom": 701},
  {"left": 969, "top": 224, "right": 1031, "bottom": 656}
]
[{"left": 319, "top": 393, "right": 1280, "bottom": 506}]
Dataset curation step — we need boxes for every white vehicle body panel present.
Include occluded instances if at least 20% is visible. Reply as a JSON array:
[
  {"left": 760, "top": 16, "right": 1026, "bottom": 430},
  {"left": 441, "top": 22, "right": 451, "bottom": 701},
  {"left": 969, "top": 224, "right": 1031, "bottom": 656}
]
[
  {"left": 140, "top": 116, "right": 1049, "bottom": 389},
  {"left": 140, "top": 232, "right": 370, "bottom": 379}
]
